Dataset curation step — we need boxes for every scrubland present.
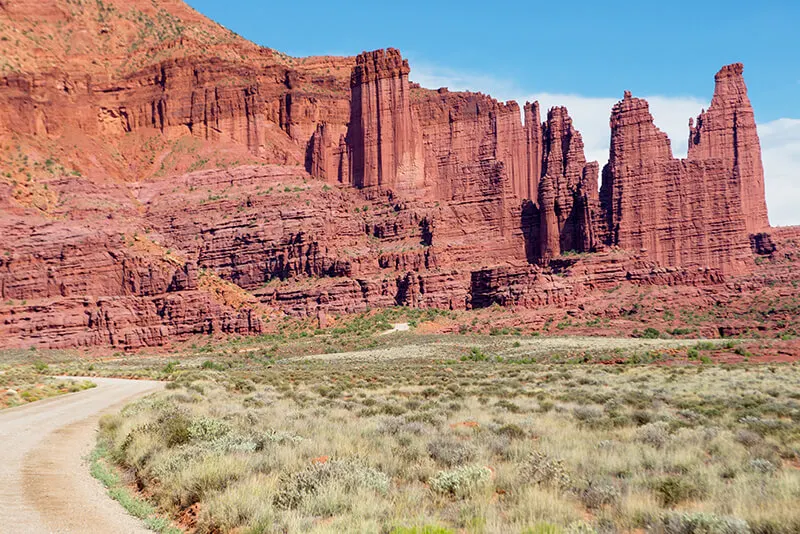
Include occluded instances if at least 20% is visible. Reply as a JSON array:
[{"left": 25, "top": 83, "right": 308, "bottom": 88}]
[
  {"left": 2, "top": 309, "right": 797, "bottom": 532},
  {"left": 0, "top": 363, "right": 94, "bottom": 408},
  {"left": 94, "top": 346, "right": 800, "bottom": 533}
]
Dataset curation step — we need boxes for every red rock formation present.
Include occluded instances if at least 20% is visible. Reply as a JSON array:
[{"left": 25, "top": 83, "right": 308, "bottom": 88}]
[
  {"left": 537, "top": 107, "right": 599, "bottom": 260},
  {"left": 307, "top": 123, "right": 344, "bottom": 183},
  {"left": 0, "top": 214, "right": 263, "bottom": 349},
  {"left": 0, "top": 292, "right": 260, "bottom": 349},
  {"left": 688, "top": 63, "right": 770, "bottom": 233},
  {"left": 750, "top": 232, "right": 777, "bottom": 256},
  {"left": 0, "top": 6, "right": 356, "bottom": 181},
  {"left": 471, "top": 266, "right": 575, "bottom": 309},
  {"left": 347, "top": 49, "right": 422, "bottom": 192},
  {"left": 523, "top": 102, "right": 543, "bottom": 201},
  {"left": 576, "top": 162, "right": 601, "bottom": 252},
  {"left": 309, "top": 50, "right": 594, "bottom": 269},
  {"left": 414, "top": 89, "right": 526, "bottom": 202},
  {"left": 470, "top": 251, "right": 724, "bottom": 310},
  {"left": 0, "top": 1, "right": 789, "bottom": 350},
  {"left": 600, "top": 89, "right": 754, "bottom": 274}
]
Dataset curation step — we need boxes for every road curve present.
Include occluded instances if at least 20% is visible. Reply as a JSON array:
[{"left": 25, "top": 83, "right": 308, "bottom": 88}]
[{"left": 0, "top": 377, "right": 164, "bottom": 534}]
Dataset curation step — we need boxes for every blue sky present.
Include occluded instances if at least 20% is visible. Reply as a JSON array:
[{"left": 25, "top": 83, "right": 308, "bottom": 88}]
[
  {"left": 187, "top": 0, "right": 797, "bottom": 121},
  {"left": 185, "top": 0, "right": 800, "bottom": 225}
]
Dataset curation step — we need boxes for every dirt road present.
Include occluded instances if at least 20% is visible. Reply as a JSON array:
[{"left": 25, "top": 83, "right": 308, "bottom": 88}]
[{"left": 0, "top": 378, "right": 164, "bottom": 534}]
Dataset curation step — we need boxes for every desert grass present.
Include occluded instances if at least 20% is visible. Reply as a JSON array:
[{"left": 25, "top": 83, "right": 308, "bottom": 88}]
[
  {"left": 0, "top": 364, "right": 95, "bottom": 409},
  {"left": 96, "top": 357, "right": 800, "bottom": 534}
]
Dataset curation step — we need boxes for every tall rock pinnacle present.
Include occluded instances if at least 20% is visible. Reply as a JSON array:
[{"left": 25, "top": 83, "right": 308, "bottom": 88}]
[
  {"left": 688, "top": 63, "right": 770, "bottom": 233},
  {"left": 348, "top": 48, "right": 422, "bottom": 191},
  {"left": 537, "top": 107, "right": 599, "bottom": 261}
]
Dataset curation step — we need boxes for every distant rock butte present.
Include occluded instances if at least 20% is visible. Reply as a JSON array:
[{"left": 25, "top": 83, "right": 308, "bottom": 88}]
[{"left": 0, "top": 0, "right": 787, "bottom": 349}]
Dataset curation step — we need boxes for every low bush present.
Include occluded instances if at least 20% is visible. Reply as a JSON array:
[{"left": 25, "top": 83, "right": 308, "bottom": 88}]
[
  {"left": 636, "top": 421, "right": 671, "bottom": 449},
  {"left": 521, "top": 451, "right": 572, "bottom": 490},
  {"left": 651, "top": 475, "right": 707, "bottom": 507},
  {"left": 659, "top": 512, "right": 750, "bottom": 534},
  {"left": 429, "top": 465, "right": 492, "bottom": 497},
  {"left": 427, "top": 437, "right": 477, "bottom": 467},
  {"left": 274, "top": 459, "right": 389, "bottom": 510}
]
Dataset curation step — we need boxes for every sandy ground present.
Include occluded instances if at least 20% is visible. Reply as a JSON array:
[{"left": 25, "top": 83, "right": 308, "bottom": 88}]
[
  {"left": 0, "top": 377, "right": 164, "bottom": 534},
  {"left": 298, "top": 336, "right": 707, "bottom": 363}
]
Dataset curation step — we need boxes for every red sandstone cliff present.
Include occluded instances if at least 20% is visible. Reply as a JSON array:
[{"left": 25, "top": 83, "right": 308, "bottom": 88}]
[
  {"left": 600, "top": 64, "right": 767, "bottom": 274},
  {"left": 537, "top": 107, "right": 600, "bottom": 261},
  {"left": 688, "top": 63, "right": 770, "bottom": 233},
  {"left": 347, "top": 49, "right": 423, "bottom": 192},
  {"left": 0, "top": 1, "right": 786, "bottom": 349}
]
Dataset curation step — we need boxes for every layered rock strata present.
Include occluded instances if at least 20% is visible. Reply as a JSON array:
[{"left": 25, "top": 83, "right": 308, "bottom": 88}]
[
  {"left": 600, "top": 64, "right": 765, "bottom": 274},
  {"left": 688, "top": 63, "right": 770, "bottom": 233},
  {"left": 0, "top": 1, "right": 782, "bottom": 350}
]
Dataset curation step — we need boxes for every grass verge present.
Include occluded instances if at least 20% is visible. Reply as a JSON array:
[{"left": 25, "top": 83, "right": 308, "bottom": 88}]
[{"left": 89, "top": 443, "right": 182, "bottom": 534}]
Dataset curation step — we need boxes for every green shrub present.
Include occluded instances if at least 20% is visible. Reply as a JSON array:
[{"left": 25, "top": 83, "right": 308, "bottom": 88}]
[
  {"left": 748, "top": 458, "right": 777, "bottom": 475},
  {"left": 521, "top": 451, "right": 571, "bottom": 489},
  {"left": 158, "top": 410, "right": 192, "bottom": 447},
  {"left": 660, "top": 512, "right": 750, "bottom": 534},
  {"left": 641, "top": 327, "right": 661, "bottom": 339},
  {"left": 651, "top": 475, "right": 706, "bottom": 507},
  {"left": 495, "top": 400, "right": 523, "bottom": 413},
  {"left": 522, "top": 523, "right": 562, "bottom": 534},
  {"left": 188, "top": 417, "right": 231, "bottom": 442},
  {"left": 496, "top": 423, "right": 526, "bottom": 439},
  {"left": 566, "top": 522, "right": 597, "bottom": 534},
  {"left": 429, "top": 465, "right": 492, "bottom": 497},
  {"left": 579, "top": 481, "right": 620, "bottom": 509},
  {"left": 636, "top": 422, "right": 671, "bottom": 449},
  {"left": 461, "top": 347, "right": 489, "bottom": 362},
  {"left": 391, "top": 527, "right": 455, "bottom": 534},
  {"left": 273, "top": 460, "right": 389, "bottom": 510}
]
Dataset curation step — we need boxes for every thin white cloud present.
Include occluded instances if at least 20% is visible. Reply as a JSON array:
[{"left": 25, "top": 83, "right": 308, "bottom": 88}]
[
  {"left": 410, "top": 63, "right": 519, "bottom": 100},
  {"left": 759, "top": 118, "right": 800, "bottom": 227},
  {"left": 526, "top": 93, "right": 707, "bottom": 167},
  {"left": 410, "top": 65, "right": 799, "bottom": 227}
]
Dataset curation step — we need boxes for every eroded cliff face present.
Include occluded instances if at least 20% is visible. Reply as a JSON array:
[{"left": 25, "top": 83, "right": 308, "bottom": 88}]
[
  {"left": 307, "top": 49, "right": 604, "bottom": 271},
  {"left": 347, "top": 49, "right": 423, "bottom": 192},
  {"left": 0, "top": 0, "right": 357, "bottom": 188},
  {"left": 600, "top": 64, "right": 766, "bottom": 274},
  {"left": 0, "top": 1, "right": 783, "bottom": 349},
  {"left": 688, "top": 63, "right": 770, "bottom": 233},
  {"left": 325, "top": 51, "right": 769, "bottom": 278},
  {"left": 0, "top": 208, "right": 263, "bottom": 349}
]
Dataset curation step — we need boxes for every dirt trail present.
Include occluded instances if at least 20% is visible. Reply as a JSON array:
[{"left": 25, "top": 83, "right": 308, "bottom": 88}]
[{"left": 0, "top": 377, "right": 164, "bottom": 534}]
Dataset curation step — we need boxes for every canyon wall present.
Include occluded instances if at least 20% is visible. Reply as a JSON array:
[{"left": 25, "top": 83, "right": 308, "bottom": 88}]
[
  {"left": 0, "top": 0, "right": 780, "bottom": 349},
  {"left": 311, "top": 49, "right": 773, "bottom": 277},
  {"left": 312, "top": 50, "right": 770, "bottom": 276}
]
